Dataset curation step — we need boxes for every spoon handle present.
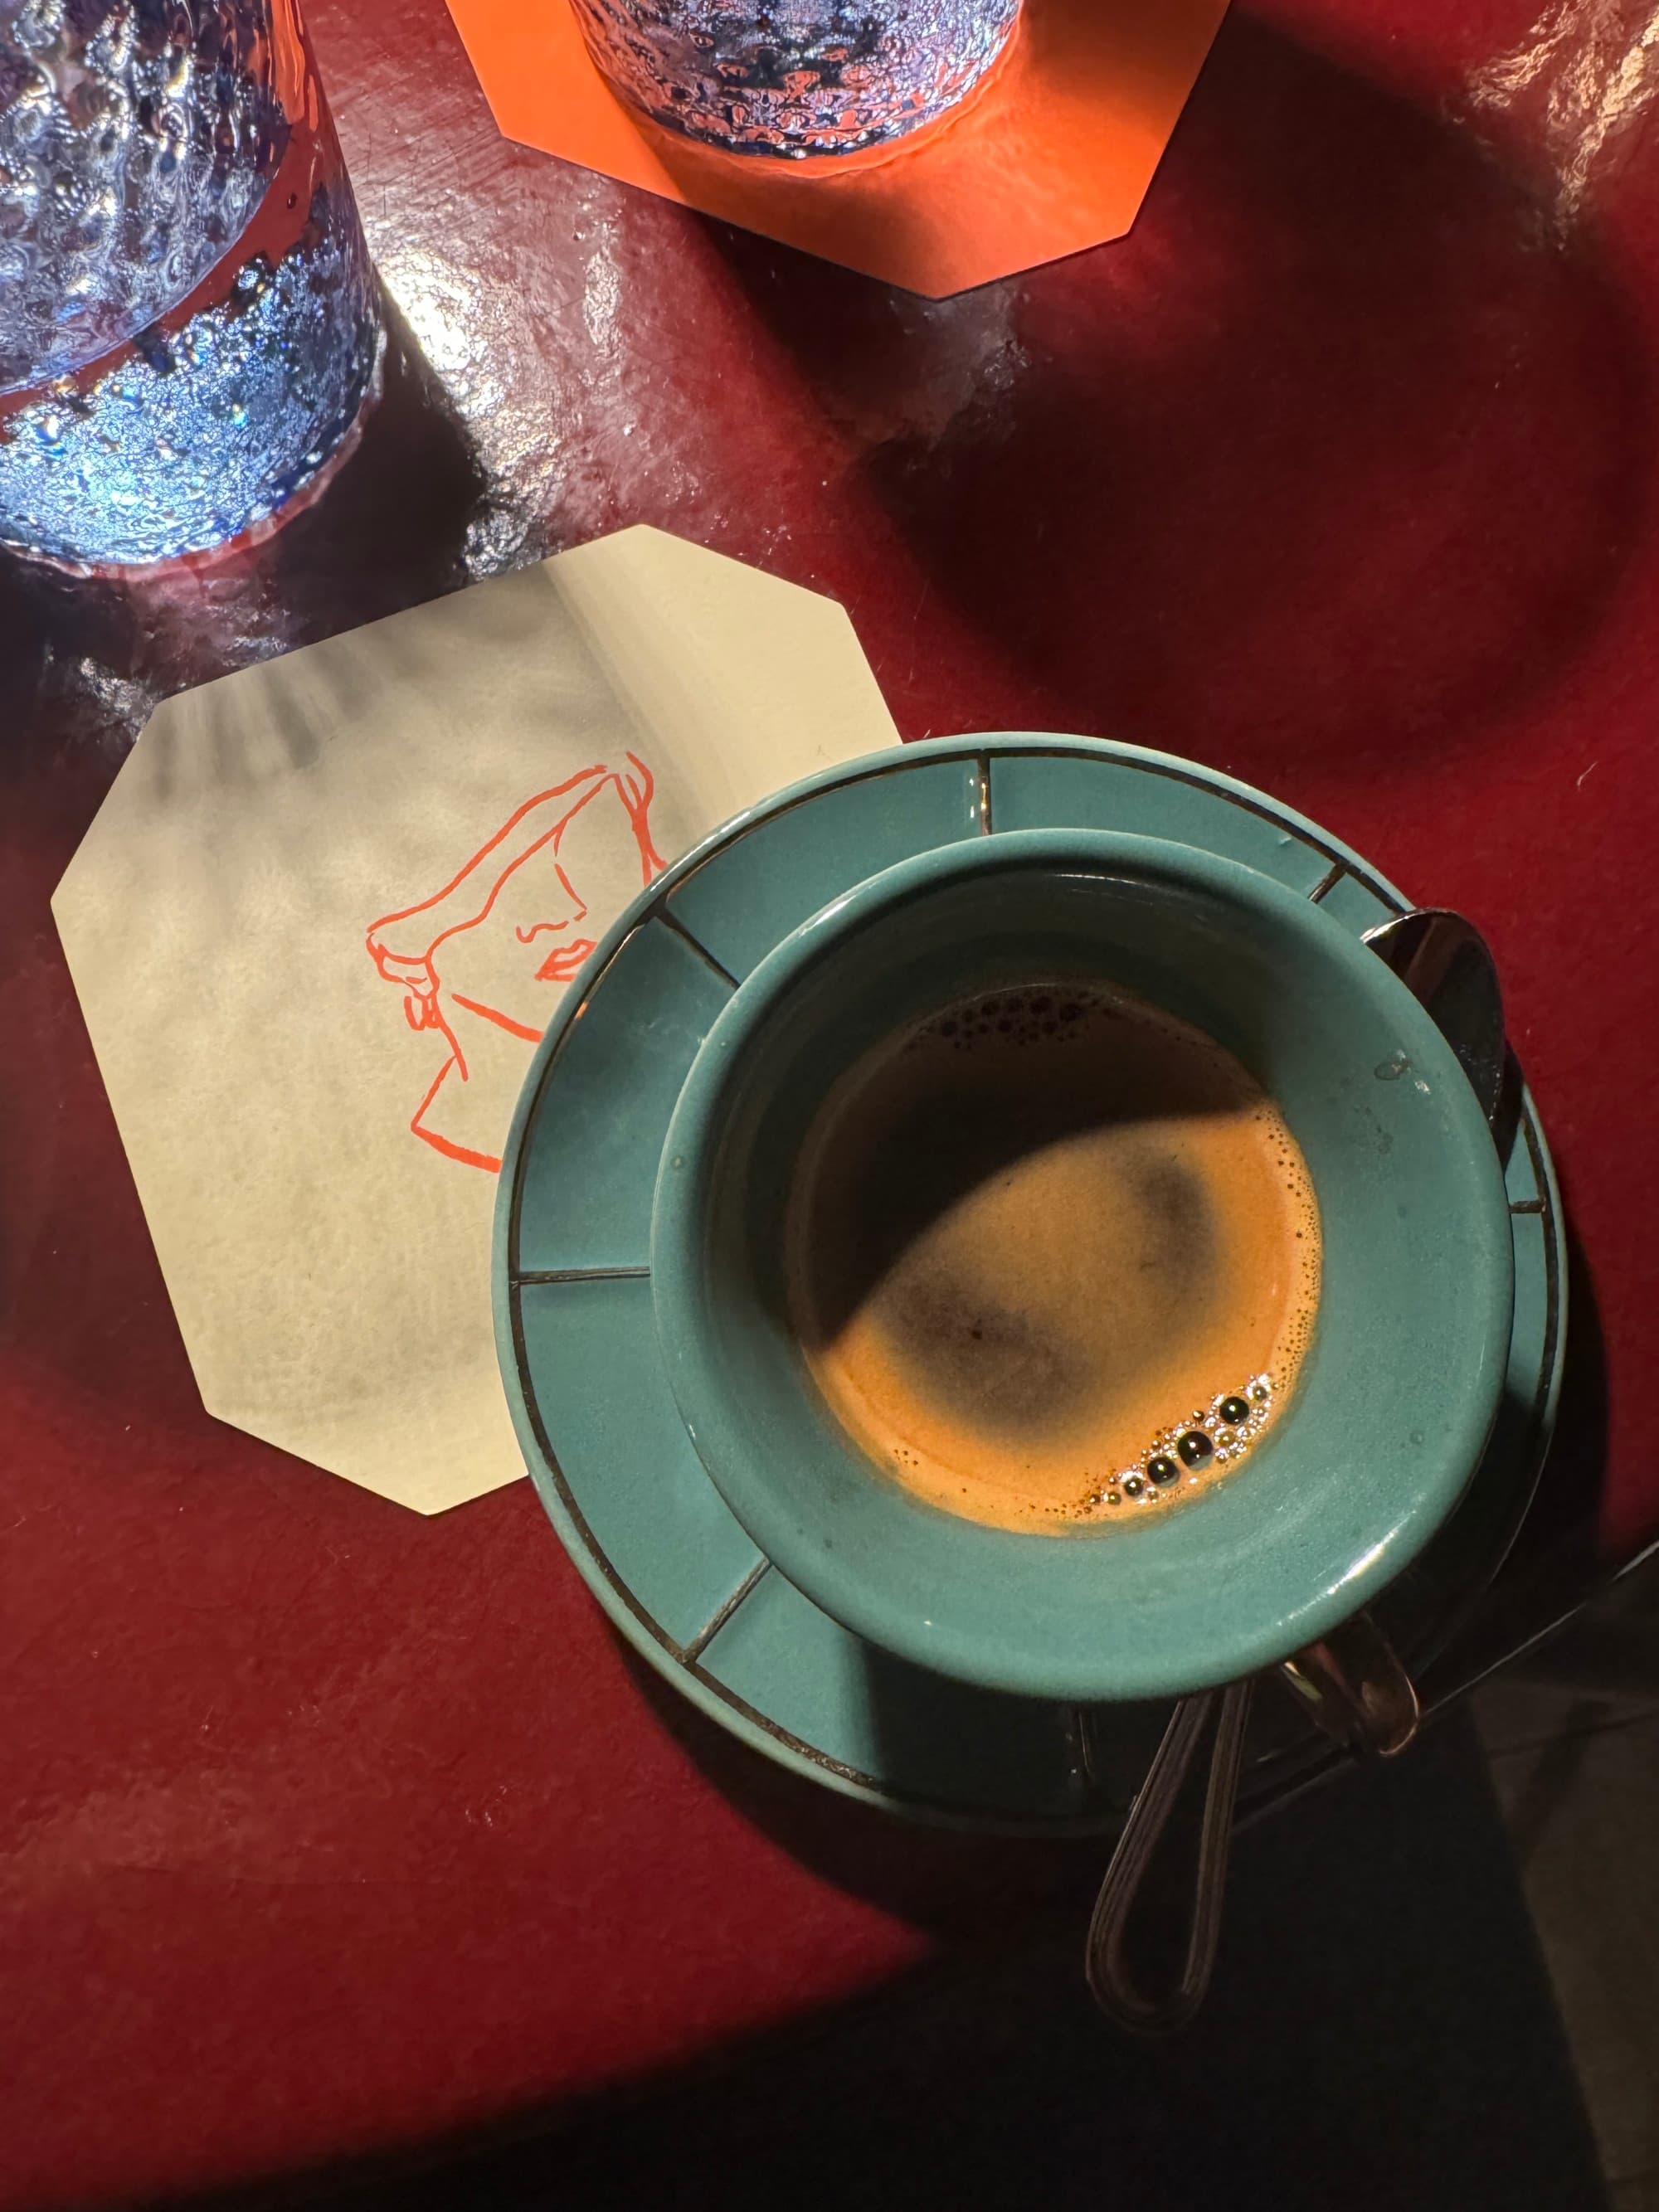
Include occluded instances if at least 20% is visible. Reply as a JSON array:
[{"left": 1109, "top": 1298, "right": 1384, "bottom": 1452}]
[
  {"left": 1085, "top": 1614, "right": 1420, "bottom": 2034},
  {"left": 1084, "top": 1677, "right": 1254, "bottom": 2036}
]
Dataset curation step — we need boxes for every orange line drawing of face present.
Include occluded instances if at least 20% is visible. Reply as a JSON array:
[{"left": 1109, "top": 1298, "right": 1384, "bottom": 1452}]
[{"left": 366, "top": 755, "right": 664, "bottom": 1172}]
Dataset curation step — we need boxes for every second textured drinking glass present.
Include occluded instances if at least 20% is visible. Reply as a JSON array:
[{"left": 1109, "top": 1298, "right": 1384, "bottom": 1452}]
[{"left": 570, "top": 0, "right": 1022, "bottom": 158}]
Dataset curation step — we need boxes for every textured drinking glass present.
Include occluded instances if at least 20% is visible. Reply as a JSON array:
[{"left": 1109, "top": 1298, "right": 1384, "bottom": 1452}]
[
  {"left": 0, "top": 0, "right": 381, "bottom": 571},
  {"left": 570, "top": 0, "right": 1022, "bottom": 158}
]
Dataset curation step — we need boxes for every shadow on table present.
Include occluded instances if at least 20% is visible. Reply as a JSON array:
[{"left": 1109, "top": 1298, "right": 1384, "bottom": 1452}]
[
  {"left": 164, "top": 1713, "right": 1608, "bottom": 2212},
  {"left": 705, "top": 11, "right": 1649, "bottom": 788}
]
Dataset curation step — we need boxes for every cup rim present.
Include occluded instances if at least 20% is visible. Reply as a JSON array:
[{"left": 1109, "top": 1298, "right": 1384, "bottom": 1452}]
[{"left": 650, "top": 827, "right": 1515, "bottom": 1702}]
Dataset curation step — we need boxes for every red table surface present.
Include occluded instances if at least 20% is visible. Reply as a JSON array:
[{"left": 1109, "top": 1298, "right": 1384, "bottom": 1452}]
[{"left": 4, "top": 1, "right": 1657, "bottom": 2202}]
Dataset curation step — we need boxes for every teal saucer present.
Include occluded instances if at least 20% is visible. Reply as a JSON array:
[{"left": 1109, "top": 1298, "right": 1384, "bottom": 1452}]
[{"left": 495, "top": 737, "right": 1566, "bottom": 1833}]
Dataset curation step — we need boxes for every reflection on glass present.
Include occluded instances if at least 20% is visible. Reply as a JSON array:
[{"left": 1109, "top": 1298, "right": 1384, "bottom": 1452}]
[
  {"left": 571, "top": 0, "right": 1022, "bottom": 158},
  {"left": 0, "top": 0, "right": 381, "bottom": 571}
]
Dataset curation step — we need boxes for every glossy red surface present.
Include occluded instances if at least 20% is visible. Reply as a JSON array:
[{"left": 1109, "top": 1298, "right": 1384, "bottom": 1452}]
[{"left": 3, "top": 2, "right": 1657, "bottom": 2202}]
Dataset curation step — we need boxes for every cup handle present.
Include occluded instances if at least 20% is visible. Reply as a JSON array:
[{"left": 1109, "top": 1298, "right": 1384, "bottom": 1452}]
[{"left": 1277, "top": 1610, "right": 1421, "bottom": 1757}]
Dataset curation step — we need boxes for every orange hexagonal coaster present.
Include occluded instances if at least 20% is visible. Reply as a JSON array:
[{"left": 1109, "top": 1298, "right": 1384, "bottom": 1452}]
[{"left": 442, "top": 0, "right": 1229, "bottom": 296}]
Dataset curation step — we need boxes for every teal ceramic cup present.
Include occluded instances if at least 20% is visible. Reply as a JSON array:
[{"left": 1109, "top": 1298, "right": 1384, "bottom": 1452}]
[{"left": 652, "top": 829, "right": 1513, "bottom": 1705}]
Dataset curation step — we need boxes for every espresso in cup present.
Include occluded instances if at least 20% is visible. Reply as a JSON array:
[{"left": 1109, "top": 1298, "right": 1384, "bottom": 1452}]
[{"left": 784, "top": 981, "right": 1320, "bottom": 1533}]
